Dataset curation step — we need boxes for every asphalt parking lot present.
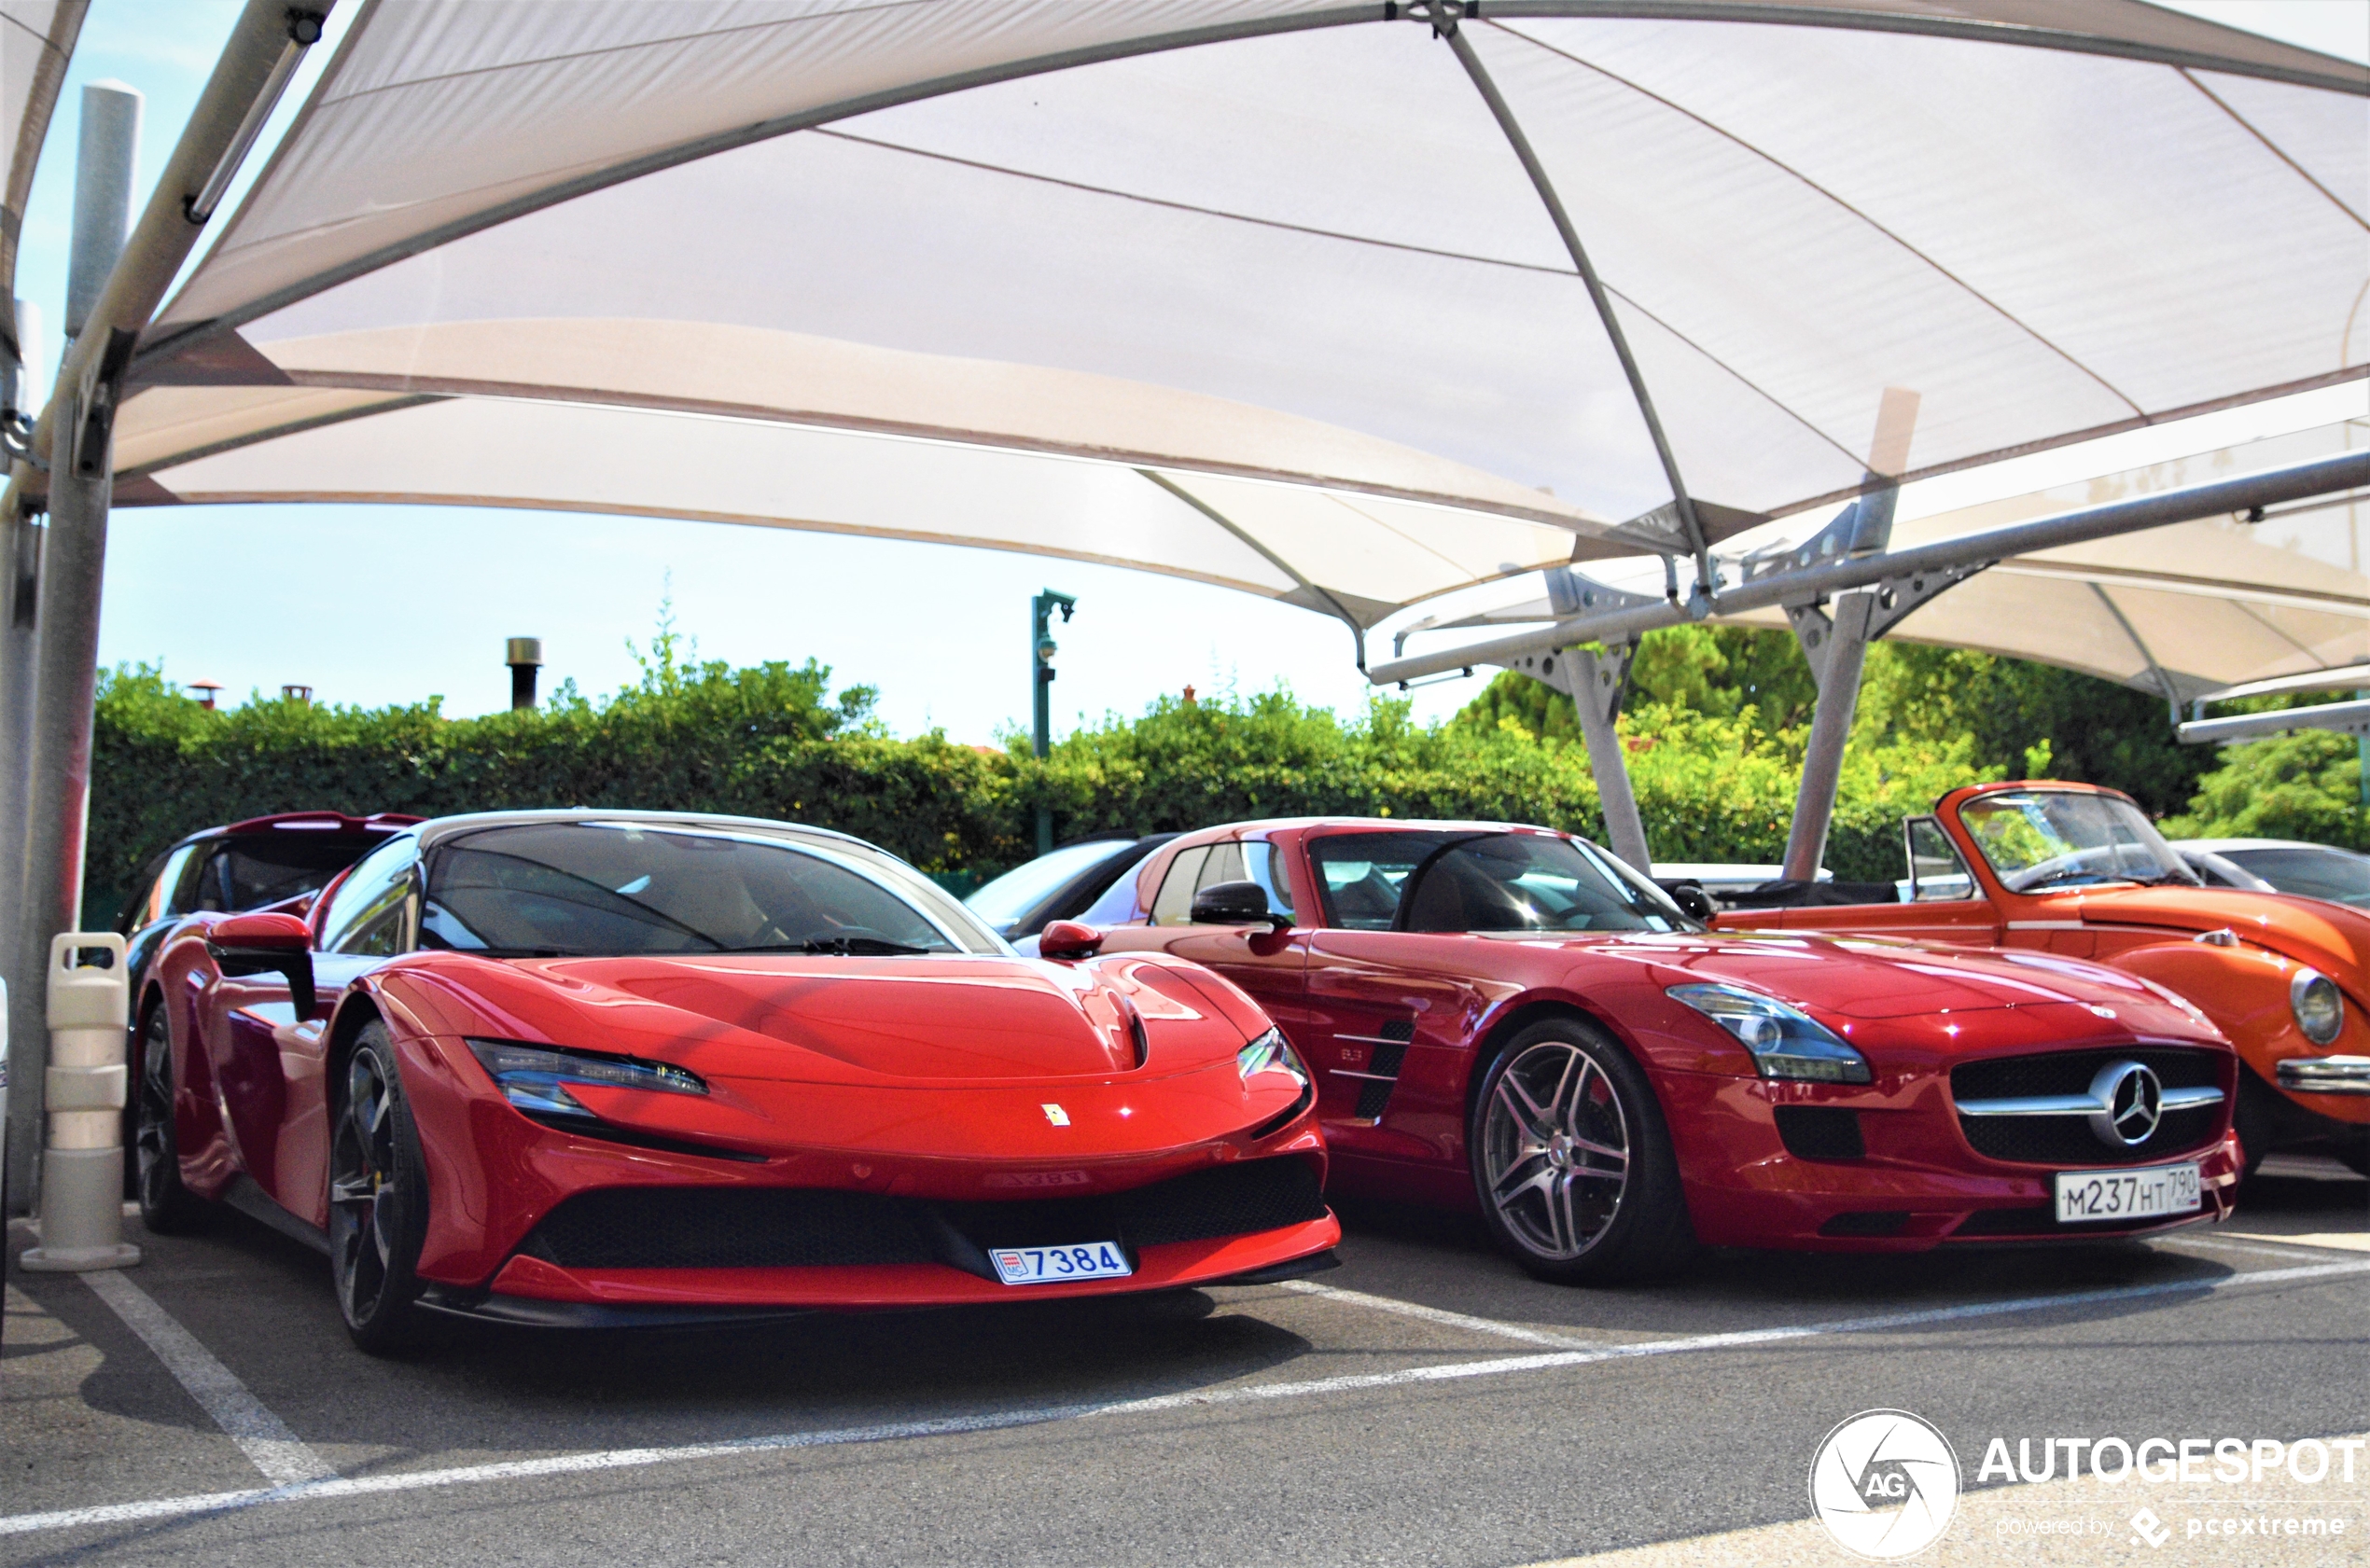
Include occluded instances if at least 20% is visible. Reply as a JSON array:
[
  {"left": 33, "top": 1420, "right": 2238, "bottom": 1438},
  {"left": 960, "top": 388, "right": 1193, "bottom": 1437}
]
[{"left": 7, "top": 1160, "right": 2366, "bottom": 1568}]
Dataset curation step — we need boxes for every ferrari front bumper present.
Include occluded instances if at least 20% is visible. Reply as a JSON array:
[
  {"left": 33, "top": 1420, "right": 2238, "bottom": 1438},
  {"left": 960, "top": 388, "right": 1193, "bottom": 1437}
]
[{"left": 446, "top": 1217, "right": 1345, "bottom": 1316}]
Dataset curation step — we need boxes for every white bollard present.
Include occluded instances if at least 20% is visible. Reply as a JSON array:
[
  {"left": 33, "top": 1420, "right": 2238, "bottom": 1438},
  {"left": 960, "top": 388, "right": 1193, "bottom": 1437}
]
[{"left": 20, "top": 932, "right": 140, "bottom": 1270}]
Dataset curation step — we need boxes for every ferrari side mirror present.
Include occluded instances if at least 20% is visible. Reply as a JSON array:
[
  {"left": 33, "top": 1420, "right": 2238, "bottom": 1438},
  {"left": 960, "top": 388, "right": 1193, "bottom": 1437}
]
[
  {"left": 1038, "top": 921, "right": 1105, "bottom": 960},
  {"left": 208, "top": 910, "right": 317, "bottom": 1015},
  {"left": 1191, "top": 881, "right": 1291, "bottom": 930}
]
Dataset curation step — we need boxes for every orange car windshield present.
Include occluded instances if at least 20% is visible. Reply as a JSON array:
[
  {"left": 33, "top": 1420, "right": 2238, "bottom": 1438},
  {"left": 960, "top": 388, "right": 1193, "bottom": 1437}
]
[{"left": 1959, "top": 792, "right": 2199, "bottom": 894}]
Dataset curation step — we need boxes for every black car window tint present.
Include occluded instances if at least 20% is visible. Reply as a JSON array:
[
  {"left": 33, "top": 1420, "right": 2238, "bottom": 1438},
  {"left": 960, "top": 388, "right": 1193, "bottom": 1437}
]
[
  {"left": 1306, "top": 833, "right": 1452, "bottom": 931},
  {"left": 1148, "top": 847, "right": 1209, "bottom": 925},
  {"left": 318, "top": 837, "right": 419, "bottom": 953},
  {"left": 421, "top": 824, "right": 956, "bottom": 957},
  {"left": 1401, "top": 835, "right": 1678, "bottom": 935},
  {"left": 215, "top": 834, "right": 387, "bottom": 911},
  {"left": 1248, "top": 843, "right": 1295, "bottom": 916},
  {"left": 140, "top": 844, "right": 200, "bottom": 926}
]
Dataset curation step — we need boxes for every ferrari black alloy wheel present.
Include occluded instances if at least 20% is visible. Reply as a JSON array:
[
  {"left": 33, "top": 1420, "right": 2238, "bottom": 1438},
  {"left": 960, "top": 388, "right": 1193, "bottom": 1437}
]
[
  {"left": 329, "top": 1023, "right": 432, "bottom": 1353},
  {"left": 1470, "top": 1017, "right": 1695, "bottom": 1284},
  {"left": 133, "top": 1005, "right": 209, "bottom": 1234}
]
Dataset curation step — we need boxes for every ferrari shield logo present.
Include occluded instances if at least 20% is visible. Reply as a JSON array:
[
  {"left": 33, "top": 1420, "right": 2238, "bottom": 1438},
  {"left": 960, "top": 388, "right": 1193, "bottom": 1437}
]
[{"left": 1041, "top": 1103, "right": 1069, "bottom": 1126}]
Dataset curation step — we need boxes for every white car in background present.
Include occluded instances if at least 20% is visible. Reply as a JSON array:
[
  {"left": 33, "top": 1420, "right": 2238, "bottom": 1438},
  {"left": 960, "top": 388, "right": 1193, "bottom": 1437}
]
[{"left": 2173, "top": 838, "right": 2370, "bottom": 910}]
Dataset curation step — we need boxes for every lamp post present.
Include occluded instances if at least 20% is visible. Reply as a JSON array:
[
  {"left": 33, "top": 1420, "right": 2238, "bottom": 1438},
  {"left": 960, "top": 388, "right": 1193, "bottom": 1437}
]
[
  {"left": 1031, "top": 590, "right": 1075, "bottom": 857},
  {"left": 507, "top": 636, "right": 543, "bottom": 711}
]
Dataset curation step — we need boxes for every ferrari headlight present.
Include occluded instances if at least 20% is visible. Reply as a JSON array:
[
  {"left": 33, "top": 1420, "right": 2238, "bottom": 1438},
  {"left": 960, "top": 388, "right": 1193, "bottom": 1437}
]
[
  {"left": 1236, "top": 1027, "right": 1309, "bottom": 1089},
  {"left": 2291, "top": 968, "right": 2345, "bottom": 1047},
  {"left": 467, "top": 1039, "right": 706, "bottom": 1120},
  {"left": 1666, "top": 983, "right": 1873, "bottom": 1085}
]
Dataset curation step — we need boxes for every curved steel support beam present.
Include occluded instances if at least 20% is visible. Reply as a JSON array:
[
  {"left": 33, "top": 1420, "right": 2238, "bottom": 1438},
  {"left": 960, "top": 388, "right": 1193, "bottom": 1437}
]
[
  {"left": 1373, "top": 450, "right": 2370, "bottom": 684},
  {"left": 1440, "top": 14, "right": 1712, "bottom": 590}
]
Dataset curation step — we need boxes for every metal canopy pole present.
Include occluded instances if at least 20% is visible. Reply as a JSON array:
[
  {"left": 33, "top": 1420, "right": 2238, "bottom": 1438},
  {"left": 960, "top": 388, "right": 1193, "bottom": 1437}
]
[
  {"left": 1780, "top": 590, "right": 1875, "bottom": 880},
  {"left": 1563, "top": 644, "right": 1652, "bottom": 872},
  {"left": 1438, "top": 11, "right": 1712, "bottom": 589},
  {"left": 4, "top": 79, "right": 141, "bottom": 1214},
  {"left": 2, "top": 2, "right": 335, "bottom": 1214}
]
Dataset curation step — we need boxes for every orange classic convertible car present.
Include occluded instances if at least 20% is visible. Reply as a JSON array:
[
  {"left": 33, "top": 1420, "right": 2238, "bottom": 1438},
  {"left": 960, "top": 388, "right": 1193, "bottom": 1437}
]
[{"left": 1722, "top": 782, "right": 2370, "bottom": 1174}]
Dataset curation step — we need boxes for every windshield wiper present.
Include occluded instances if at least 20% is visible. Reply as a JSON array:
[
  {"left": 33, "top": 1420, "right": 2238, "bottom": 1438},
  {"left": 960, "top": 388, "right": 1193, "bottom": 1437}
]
[{"left": 718, "top": 937, "right": 936, "bottom": 956}]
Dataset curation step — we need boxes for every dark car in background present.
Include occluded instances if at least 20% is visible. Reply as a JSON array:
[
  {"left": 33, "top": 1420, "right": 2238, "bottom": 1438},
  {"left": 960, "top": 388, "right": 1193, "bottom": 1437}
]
[
  {"left": 966, "top": 832, "right": 1178, "bottom": 952},
  {"left": 118, "top": 812, "right": 423, "bottom": 999}
]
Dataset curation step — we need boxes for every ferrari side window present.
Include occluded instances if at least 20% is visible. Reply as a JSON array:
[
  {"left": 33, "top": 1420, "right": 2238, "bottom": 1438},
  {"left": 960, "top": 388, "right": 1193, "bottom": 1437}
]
[
  {"left": 319, "top": 837, "right": 419, "bottom": 953},
  {"left": 1149, "top": 848, "right": 1210, "bottom": 925},
  {"left": 138, "top": 844, "right": 199, "bottom": 927}
]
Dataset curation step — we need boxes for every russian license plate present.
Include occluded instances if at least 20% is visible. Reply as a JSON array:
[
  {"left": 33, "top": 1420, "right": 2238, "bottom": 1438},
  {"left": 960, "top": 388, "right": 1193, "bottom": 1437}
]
[
  {"left": 2054, "top": 1162, "right": 2202, "bottom": 1225},
  {"left": 991, "top": 1242, "right": 1133, "bottom": 1285}
]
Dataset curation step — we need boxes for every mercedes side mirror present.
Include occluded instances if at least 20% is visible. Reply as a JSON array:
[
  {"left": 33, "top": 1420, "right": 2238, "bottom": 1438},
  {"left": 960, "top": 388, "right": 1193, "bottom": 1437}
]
[
  {"left": 1038, "top": 921, "right": 1105, "bottom": 960},
  {"left": 207, "top": 911, "right": 317, "bottom": 1015},
  {"left": 1191, "top": 881, "right": 1290, "bottom": 930},
  {"left": 1659, "top": 880, "right": 1716, "bottom": 923}
]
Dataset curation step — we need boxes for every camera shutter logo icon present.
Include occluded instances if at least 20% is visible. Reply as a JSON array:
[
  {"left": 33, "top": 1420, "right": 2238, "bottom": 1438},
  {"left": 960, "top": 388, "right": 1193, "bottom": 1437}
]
[{"left": 1808, "top": 1409, "right": 1960, "bottom": 1559}]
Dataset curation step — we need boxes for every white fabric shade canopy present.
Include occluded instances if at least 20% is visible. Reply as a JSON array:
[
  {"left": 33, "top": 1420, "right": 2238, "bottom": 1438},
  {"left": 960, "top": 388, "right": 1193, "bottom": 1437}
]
[{"left": 102, "top": 0, "right": 2370, "bottom": 643}]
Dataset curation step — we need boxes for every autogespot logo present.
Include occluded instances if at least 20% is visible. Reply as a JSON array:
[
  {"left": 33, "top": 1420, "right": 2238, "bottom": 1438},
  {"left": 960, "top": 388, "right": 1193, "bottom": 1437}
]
[{"left": 1810, "top": 1409, "right": 1962, "bottom": 1559}]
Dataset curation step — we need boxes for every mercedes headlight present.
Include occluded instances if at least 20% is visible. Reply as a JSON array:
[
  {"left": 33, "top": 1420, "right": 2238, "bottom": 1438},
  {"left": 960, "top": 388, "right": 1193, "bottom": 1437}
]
[
  {"left": 467, "top": 1039, "right": 707, "bottom": 1120},
  {"left": 2291, "top": 968, "right": 2345, "bottom": 1047},
  {"left": 1666, "top": 983, "right": 1873, "bottom": 1084},
  {"left": 1236, "top": 1027, "right": 1310, "bottom": 1089}
]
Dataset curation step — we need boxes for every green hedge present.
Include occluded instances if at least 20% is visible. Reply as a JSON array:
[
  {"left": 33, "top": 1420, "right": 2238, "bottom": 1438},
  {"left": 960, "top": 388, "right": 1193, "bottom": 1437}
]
[{"left": 88, "top": 640, "right": 2004, "bottom": 926}]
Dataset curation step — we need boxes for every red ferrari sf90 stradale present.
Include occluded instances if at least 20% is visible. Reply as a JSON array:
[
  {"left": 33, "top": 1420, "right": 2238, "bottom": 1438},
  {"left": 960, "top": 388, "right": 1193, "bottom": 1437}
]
[
  {"left": 1084, "top": 819, "right": 2244, "bottom": 1283},
  {"left": 134, "top": 811, "right": 1336, "bottom": 1350}
]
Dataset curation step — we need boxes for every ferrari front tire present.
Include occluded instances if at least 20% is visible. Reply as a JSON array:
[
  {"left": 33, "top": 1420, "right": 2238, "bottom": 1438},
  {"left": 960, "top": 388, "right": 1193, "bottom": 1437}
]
[
  {"left": 329, "top": 1024, "right": 432, "bottom": 1354},
  {"left": 1469, "top": 1017, "right": 1695, "bottom": 1285},
  {"left": 133, "top": 1005, "right": 210, "bottom": 1235}
]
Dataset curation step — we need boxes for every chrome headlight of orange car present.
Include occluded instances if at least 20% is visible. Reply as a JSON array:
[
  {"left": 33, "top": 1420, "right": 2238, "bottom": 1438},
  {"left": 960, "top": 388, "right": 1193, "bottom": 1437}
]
[
  {"left": 467, "top": 1038, "right": 708, "bottom": 1121},
  {"left": 2291, "top": 968, "right": 2345, "bottom": 1046},
  {"left": 1666, "top": 983, "right": 1873, "bottom": 1084}
]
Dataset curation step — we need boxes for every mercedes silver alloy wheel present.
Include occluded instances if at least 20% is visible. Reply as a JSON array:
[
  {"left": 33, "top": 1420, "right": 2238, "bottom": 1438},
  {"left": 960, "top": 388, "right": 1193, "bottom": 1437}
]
[{"left": 1479, "top": 1038, "right": 1632, "bottom": 1261}]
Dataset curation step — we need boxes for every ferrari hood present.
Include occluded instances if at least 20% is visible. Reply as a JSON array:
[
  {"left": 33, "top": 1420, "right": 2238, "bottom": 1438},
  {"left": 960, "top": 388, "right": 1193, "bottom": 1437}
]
[
  {"left": 425, "top": 951, "right": 1242, "bottom": 1086},
  {"left": 2068, "top": 886, "right": 2370, "bottom": 985},
  {"left": 1624, "top": 931, "right": 2197, "bottom": 1024}
]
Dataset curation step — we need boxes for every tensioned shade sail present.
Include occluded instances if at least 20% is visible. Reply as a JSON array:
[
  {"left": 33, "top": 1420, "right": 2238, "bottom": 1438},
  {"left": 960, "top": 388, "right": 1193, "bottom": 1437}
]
[
  {"left": 105, "top": 0, "right": 2370, "bottom": 631},
  {"left": 1413, "top": 417, "right": 2370, "bottom": 698}
]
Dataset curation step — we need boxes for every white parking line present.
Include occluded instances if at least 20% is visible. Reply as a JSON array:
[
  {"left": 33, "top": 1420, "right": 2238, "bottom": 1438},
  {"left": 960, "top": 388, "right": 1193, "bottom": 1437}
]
[
  {"left": 7, "top": 1256, "right": 2362, "bottom": 1539},
  {"left": 2173, "top": 1233, "right": 2361, "bottom": 1264},
  {"left": 79, "top": 1270, "right": 337, "bottom": 1487},
  {"left": 1276, "top": 1279, "right": 1604, "bottom": 1348}
]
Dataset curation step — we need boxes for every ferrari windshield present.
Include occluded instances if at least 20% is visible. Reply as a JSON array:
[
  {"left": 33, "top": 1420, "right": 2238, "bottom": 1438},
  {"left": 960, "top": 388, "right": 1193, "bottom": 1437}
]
[
  {"left": 420, "top": 821, "right": 1004, "bottom": 956},
  {"left": 1959, "top": 791, "right": 2199, "bottom": 893},
  {"left": 1312, "top": 831, "right": 1698, "bottom": 934}
]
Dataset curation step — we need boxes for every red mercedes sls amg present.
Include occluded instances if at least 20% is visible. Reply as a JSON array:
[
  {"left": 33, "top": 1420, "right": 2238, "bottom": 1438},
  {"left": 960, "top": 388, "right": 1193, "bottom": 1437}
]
[
  {"left": 1081, "top": 819, "right": 2244, "bottom": 1283},
  {"left": 134, "top": 811, "right": 1336, "bottom": 1350}
]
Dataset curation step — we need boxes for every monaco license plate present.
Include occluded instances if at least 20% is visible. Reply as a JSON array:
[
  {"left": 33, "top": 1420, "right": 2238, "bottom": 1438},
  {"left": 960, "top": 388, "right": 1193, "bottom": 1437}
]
[
  {"left": 991, "top": 1242, "right": 1133, "bottom": 1285},
  {"left": 2054, "top": 1162, "right": 2201, "bottom": 1225}
]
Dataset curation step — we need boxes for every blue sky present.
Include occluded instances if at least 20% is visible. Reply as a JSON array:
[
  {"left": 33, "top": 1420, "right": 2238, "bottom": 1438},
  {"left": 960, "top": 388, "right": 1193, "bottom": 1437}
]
[{"left": 15, "top": 1, "right": 2366, "bottom": 740}]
